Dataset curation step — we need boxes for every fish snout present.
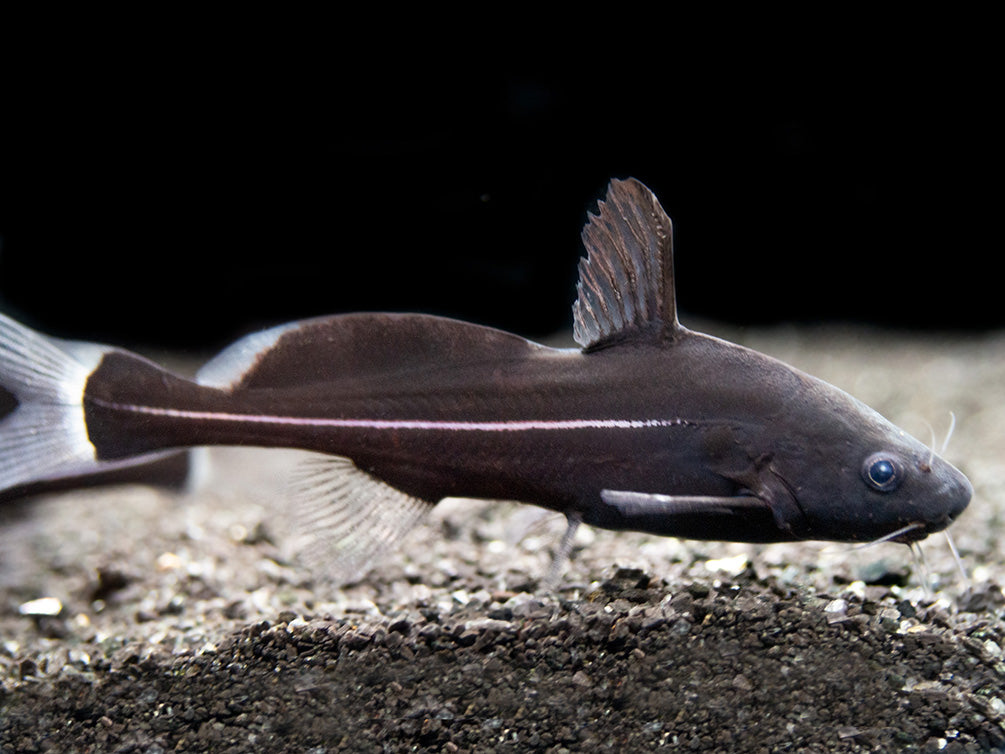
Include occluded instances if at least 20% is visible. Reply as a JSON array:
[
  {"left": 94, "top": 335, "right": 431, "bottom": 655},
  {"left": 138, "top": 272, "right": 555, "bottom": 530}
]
[
  {"left": 934, "top": 462, "right": 972, "bottom": 526},
  {"left": 949, "top": 468, "right": 973, "bottom": 520}
]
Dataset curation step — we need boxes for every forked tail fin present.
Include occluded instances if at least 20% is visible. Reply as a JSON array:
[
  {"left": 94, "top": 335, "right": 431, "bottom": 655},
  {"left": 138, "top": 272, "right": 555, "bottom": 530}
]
[{"left": 0, "top": 311, "right": 171, "bottom": 496}]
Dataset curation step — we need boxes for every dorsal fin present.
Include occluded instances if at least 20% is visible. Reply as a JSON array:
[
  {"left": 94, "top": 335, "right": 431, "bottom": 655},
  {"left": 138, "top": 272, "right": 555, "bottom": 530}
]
[{"left": 572, "top": 178, "right": 680, "bottom": 350}]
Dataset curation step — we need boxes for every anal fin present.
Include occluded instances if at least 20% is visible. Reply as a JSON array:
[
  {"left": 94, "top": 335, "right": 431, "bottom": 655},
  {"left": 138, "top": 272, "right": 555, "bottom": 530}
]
[{"left": 290, "top": 455, "right": 436, "bottom": 584}]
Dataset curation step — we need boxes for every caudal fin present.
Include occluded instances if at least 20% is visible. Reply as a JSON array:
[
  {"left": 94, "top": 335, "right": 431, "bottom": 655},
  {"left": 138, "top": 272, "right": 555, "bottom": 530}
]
[{"left": 0, "top": 311, "right": 155, "bottom": 496}]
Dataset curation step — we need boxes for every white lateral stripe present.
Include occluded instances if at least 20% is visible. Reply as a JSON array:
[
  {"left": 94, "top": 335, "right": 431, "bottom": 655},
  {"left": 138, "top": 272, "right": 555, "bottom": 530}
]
[{"left": 97, "top": 401, "right": 691, "bottom": 432}]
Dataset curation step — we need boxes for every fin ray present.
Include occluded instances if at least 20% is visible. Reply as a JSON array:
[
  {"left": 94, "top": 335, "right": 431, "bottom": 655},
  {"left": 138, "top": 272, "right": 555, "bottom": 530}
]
[
  {"left": 0, "top": 312, "right": 177, "bottom": 495},
  {"left": 573, "top": 178, "right": 679, "bottom": 349},
  {"left": 289, "top": 454, "right": 436, "bottom": 583},
  {"left": 0, "top": 312, "right": 102, "bottom": 491}
]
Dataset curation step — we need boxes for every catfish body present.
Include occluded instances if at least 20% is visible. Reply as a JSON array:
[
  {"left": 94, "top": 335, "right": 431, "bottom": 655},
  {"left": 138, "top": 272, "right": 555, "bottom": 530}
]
[
  {"left": 81, "top": 316, "right": 776, "bottom": 539},
  {"left": 0, "top": 178, "right": 973, "bottom": 579}
]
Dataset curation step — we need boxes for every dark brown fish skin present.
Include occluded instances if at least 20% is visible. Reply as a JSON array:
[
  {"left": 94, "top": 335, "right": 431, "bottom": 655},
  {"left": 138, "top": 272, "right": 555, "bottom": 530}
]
[
  {"left": 80, "top": 310, "right": 970, "bottom": 545},
  {"left": 83, "top": 318, "right": 743, "bottom": 509}
]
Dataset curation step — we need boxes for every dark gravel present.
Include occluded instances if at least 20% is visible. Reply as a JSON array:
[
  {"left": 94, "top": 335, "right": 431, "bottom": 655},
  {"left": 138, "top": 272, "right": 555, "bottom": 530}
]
[
  {"left": 5, "top": 575, "right": 1005, "bottom": 753},
  {"left": 2, "top": 326, "right": 1004, "bottom": 753}
]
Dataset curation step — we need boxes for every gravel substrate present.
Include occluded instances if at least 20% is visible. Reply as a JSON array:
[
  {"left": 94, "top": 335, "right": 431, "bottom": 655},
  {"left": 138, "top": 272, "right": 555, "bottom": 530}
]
[{"left": 2, "top": 325, "right": 1004, "bottom": 753}]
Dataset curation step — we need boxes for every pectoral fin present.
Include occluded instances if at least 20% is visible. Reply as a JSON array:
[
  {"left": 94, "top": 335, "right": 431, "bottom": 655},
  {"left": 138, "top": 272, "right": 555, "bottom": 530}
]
[
  {"left": 601, "top": 489, "right": 768, "bottom": 516},
  {"left": 542, "top": 513, "right": 582, "bottom": 592},
  {"left": 597, "top": 489, "right": 775, "bottom": 540}
]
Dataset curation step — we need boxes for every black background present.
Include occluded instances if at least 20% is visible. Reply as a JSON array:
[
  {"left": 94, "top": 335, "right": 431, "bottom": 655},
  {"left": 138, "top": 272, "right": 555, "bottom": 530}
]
[{"left": 0, "top": 29, "right": 998, "bottom": 351}]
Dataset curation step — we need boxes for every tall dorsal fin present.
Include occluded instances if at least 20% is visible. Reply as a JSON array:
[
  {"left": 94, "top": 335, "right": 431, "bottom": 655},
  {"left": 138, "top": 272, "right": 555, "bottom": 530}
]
[{"left": 572, "top": 178, "right": 680, "bottom": 350}]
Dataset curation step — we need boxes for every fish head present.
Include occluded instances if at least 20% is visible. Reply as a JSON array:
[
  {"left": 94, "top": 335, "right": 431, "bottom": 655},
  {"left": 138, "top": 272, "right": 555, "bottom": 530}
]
[
  {"left": 571, "top": 178, "right": 972, "bottom": 547},
  {"left": 743, "top": 371, "right": 973, "bottom": 544}
]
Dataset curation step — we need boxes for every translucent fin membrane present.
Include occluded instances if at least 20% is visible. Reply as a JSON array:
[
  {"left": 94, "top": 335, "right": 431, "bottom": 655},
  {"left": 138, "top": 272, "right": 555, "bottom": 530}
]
[
  {"left": 0, "top": 312, "right": 107, "bottom": 492},
  {"left": 289, "top": 454, "right": 435, "bottom": 583}
]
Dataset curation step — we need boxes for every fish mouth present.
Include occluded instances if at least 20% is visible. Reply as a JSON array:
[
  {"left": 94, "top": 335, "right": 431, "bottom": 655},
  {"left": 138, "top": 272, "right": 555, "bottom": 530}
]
[
  {"left": 891, "top": 509, "right": 965, "bottom": 544},
  {"left": 890, "top": 521, "right": 933, "bottom": 544}
]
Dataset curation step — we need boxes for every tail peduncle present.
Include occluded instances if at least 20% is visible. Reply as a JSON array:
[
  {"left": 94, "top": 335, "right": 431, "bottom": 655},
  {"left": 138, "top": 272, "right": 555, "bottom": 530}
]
[{"left": 0, "top": 312, "right": 167, "bottom": 495}]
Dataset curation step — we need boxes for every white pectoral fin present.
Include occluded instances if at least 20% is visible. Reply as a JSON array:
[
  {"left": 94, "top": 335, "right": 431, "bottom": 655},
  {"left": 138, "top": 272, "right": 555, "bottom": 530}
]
[
  {"left": 600, "top": 489, "right": 768, "bottom": 517},
  {"left": 289, "top": 454, "right": 436, "bottom": 584}
]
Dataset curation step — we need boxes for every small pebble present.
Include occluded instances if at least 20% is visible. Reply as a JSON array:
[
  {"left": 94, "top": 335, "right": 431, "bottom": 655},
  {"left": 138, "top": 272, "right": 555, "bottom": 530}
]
[{"left": 18, "top": 597, "right": 63, "bottom": 617}]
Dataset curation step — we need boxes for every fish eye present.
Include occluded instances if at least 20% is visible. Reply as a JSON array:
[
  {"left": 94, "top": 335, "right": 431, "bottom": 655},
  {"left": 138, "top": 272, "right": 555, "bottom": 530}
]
[{"left": 862, "top": 453, "right": 901, "bottom": 492}]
